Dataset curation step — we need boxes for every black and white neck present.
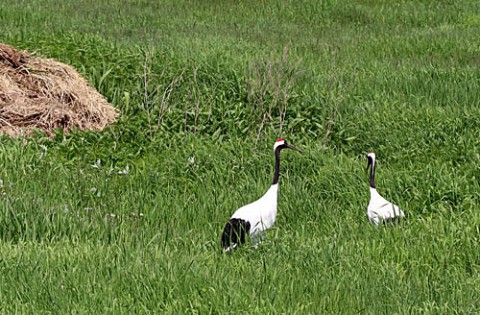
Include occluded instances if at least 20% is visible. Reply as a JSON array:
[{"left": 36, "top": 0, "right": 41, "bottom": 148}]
[
  {"left": 271, "top": 138, "right": 302, "bottom": 185},
  {"left": 367, "top": 151, "right": 376, "bottom": 189},
  {"left": 272, "top": 141, "right": 283, "bottom": 185}
]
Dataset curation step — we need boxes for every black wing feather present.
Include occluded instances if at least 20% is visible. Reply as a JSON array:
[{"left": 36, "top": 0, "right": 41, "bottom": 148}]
[{"left": 221, "top": 218, "right": 251, "bottom": 251}]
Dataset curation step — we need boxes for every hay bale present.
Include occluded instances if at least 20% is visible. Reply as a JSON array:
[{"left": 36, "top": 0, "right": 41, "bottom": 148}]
[{"left": 0, "top": 43, "right": 118, "bottom": 137}]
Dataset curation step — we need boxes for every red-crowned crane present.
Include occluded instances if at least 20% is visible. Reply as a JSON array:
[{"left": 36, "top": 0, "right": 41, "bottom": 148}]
[
  {"left": 366, "top": 151, "right": 405, "bottom": 226},
  {"left": 221, "top": 138, "right": 301, "bottom": 252}
]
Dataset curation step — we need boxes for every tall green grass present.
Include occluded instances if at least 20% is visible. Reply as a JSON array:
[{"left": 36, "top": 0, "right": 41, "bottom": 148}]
[{"left": 0, "top": 0, "right": 480, "bottom": 313}]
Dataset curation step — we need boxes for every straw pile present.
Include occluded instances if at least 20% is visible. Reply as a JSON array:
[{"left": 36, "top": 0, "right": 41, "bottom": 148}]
[{"left": 0, "top": 43, "right": 118, "bottom": 137}]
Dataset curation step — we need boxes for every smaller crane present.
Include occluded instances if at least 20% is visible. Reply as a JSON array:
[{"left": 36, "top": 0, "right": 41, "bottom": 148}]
[{"left": 366, "top": 151, "right": 405, "bottom": 226}]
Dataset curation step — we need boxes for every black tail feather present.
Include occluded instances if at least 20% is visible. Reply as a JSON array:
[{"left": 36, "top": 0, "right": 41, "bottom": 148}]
[
  {"left": 221, "top": 218, "right": 251, "bottom": 252},
  {"left": 383, "top": 215, "right": 406, "bottom": 226}
]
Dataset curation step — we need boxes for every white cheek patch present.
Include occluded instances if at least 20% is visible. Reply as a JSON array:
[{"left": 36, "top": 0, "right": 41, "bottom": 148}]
[{"left": 274, "top": 140, "right": 285, "bottom": 151}]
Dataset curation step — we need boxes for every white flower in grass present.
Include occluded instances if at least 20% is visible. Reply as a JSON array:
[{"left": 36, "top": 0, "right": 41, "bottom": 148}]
[
  {"left": 188, "top": 156, "right": 195, "bottom": 164},
  {"left": 117, "top": 165, "right": 129, "bottom": 175},
  {"left": 129, "top": 212, "right": 145, "bottom": 221},
  {"left": 91, "top": 159, "right": 102, "bottom": 169},
  {"left": 38, "top": 144, "right": 48, "bottom": 160},
  {"left": 0, "top": 179, "right": 5, "bottom": 196},
  {"left": 90, "top": 187, "right": 101, "bottom": 197}
]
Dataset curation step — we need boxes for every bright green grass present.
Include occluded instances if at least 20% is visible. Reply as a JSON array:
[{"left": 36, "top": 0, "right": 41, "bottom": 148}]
[{"left": 1, "top": 0, "right": 480, "bottom": 313}]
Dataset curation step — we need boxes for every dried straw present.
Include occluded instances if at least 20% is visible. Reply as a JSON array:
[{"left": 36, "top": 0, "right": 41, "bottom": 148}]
[{"left": 0, "top": 43, "right": 119, "bottom": 137}]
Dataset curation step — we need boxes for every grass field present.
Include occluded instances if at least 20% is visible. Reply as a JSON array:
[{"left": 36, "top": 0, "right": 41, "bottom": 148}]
[{"left": 1, "top": 0, "right": 480, "bottom": 313}]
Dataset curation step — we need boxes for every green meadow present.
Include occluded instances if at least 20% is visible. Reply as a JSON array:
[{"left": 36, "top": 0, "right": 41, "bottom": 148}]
[{"left": 1, "top": 0, "right": 480, "bottom": 313}]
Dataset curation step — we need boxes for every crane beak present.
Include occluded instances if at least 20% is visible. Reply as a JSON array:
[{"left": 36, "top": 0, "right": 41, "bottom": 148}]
[{"left": 286, "top": 144, "right": 302, "bottom": 153}]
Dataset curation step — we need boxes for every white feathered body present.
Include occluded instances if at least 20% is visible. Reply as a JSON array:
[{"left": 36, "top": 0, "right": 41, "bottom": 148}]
[
  {"left": 368, "top": 187, "right": 405, "bottom": 226},
  {"left": 231, "top": 184, "right": 278, "bottom": 237}
]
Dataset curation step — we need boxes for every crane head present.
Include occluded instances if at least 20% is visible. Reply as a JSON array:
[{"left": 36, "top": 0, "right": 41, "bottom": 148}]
[{"left": 274, "top": 138, "right": 302, "bottom": 153}]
